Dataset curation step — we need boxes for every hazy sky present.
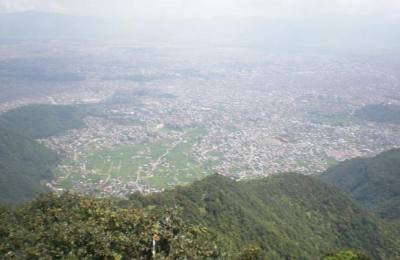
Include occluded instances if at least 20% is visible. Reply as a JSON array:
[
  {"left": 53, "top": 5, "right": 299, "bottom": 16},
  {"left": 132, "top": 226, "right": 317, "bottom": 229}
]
[{"left": 0, "top": 0, "right": 400, "bottom": 18}]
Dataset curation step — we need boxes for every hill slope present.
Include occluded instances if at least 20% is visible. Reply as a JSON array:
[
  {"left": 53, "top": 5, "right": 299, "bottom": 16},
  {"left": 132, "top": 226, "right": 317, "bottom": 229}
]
[
  {"left": 320, "top": 149, "right": 400, "bottom": 221},
  {"left": 0, "top": 104, "right": 85, "bottom": 205},
  {"left": 0, "top": 121, "right": 58, "bottom": 205},
  {"left": 0, "top": 193, "right": 220, "bottom": 259},
  {"left": 0, "top": 104, "right": 85, "bottom": 139},
  {"left": 129, "top": 173, "right": 400, "bottom": 259},
  {"left": 1, "top": 174, "right": 397, "bottom": 259}
]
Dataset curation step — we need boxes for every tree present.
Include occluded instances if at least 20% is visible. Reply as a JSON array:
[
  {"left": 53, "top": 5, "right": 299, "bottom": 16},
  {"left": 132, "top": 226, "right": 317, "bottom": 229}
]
[{"left": 0, "top": 193, "right": 221, "bottom": 259}]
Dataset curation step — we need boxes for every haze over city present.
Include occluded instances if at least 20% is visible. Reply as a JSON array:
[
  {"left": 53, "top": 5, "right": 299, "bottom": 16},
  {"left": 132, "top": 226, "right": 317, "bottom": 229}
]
[
  {"left": 0, "top": 1, "right": 400, "bottom": 259},
  {"left": 1, "top": 0, "right": 400, "bottom": 17}
]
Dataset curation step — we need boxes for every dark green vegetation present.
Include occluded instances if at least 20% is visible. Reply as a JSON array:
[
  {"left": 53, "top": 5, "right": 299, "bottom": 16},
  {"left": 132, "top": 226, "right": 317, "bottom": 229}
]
[
  {"left": 320, "top": 149, "right": 400, "bottom": 221},
  {"left": 0, "top": 121, "right": 58, "bottom": 205},
  {"left": 1, "top": 104, "right": 85, "bottom": 139},
  {"left": 0, "top": 104, "right": 85, "bottom": 205},
  {"left": 2, "top": 174, "right": 397, "bottom": 259},
  {"left": 1, "top": 157, "right": 400, "bottom": 258},
  {"left": 356, "top": 104, "right": 400, "bottom": 124},
  {"left": 0, "top": 193, "right": 220, "bottom": 259},
  {"left": 130, "top": 173, "right": 400, "bottom": 259}
]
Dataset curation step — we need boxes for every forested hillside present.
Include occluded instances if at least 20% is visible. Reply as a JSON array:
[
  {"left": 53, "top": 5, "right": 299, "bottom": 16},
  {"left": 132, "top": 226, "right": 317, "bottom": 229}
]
[
  {"left": 0, "top": 193, "right": 221, "bottom": 259},
  {"left": 129, "top": 173, "right": 400, "bottom": 259},
  {"left": 0, "top": 121, "right": 58, "bottom": 205},
  {"left": 2, "top": 174, "right": 396, "bottom": 259},
  {"left": 320, "top": 149, "right": 400, "bottom": 221},
  {"left": 0, "top": 104, "right": 85, "bottom": 205},
  {"left": 0, "top": 104, "right": 85, "bottom": 139}
]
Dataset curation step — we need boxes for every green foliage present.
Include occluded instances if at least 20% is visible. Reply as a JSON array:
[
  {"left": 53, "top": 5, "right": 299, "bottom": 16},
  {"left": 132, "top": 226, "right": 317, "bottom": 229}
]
[
  {"left": 0, "top": 104, "right": 85, "bottom": 139},
  {"left": 0, "top": 193, "right": 221, "bottom": 259},
  {"left": 323, "top": 250, "right": 371, "bottom": 260},
  {"left": 320, "top": 149, "right": 400, "bottom": 221},
  {"left": 0, "top": 104, "right": 85, "bottom": 205},
  {"left": 130, "top": 173, "right": 400, "bottom": 259},
  {"left": 1, "top": 174, "right": 399, "bottom": 259},
  {"left": 0, "top": 121, "right": 59, "bottom": 205}
]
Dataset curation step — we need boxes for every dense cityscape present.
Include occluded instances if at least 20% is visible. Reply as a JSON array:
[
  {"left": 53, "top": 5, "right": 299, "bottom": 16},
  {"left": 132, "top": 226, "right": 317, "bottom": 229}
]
[{"left": 1, "top": 40, "right": 400, "bottom": 197}]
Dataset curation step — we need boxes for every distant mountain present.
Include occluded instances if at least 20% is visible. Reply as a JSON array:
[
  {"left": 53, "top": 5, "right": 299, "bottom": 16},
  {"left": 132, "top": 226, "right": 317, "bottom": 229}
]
[
  {"left": 130, "top": 173, "right": 400, "bottom": 259},
  {"left": 0, "top": 104, "right": 85, "bottom": 205},
  {"left": 320, "top": 149, "right": 400, "bottom": 221}
]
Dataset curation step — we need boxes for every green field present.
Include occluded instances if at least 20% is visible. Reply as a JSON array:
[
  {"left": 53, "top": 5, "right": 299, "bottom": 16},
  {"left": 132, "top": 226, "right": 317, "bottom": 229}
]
[
  {"left": 142, "top": 128, "right": 211, "bottom": 188},
  {"left": 58, "top": 128, "right": 214, "bottom": 190},
  {"left": 85, "top": 143, "right": 152, "bottom": 181}
]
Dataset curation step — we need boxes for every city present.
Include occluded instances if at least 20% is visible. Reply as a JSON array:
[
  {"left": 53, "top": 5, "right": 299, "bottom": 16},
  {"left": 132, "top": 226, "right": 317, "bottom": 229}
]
[{"left": 1, "top": 40, "right": 400, "bottom": 197}]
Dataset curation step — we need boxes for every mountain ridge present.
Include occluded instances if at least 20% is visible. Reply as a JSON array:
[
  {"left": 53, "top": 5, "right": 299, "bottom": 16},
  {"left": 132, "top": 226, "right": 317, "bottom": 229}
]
[
  {"left": 320, "top": 148, "right": 400, "bottom": 221},
  {"left": 129, "top": 172, "right": 400, "bottom": 259}
]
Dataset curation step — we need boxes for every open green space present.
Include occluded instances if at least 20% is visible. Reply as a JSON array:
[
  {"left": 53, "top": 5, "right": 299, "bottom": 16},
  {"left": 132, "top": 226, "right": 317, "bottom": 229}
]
[
  {"left": 141, "top": 128, "right": 211, "bottom": 189},
  {"left": 85, "top": 143, "right": 152, "bottom": 181},
  {"left": 57, "top": 128, "right": 214, "bottom": 190}
]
